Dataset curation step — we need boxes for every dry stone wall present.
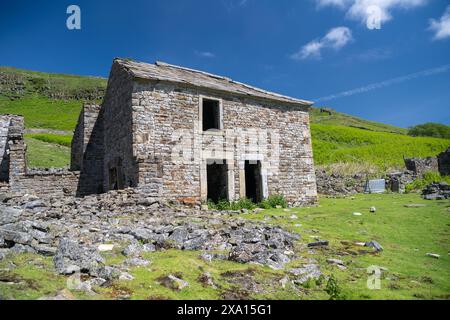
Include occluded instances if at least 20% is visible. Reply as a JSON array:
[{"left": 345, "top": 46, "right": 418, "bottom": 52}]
[{"left": 1, "top": 115, "right": 79, "bottom": 197}]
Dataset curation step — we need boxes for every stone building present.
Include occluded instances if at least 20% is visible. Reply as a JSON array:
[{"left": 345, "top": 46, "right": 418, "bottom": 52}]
[{"left": 72, "top": 59, "right": 317, "bottom": 206}]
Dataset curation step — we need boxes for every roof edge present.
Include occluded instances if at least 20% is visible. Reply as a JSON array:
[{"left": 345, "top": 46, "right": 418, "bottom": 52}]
[{"left": 114, "top": 58, "right": 314, "bottom": 107}]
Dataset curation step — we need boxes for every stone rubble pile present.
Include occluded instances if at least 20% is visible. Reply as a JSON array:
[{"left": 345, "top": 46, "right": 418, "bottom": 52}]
[
  {"left": 422, "top": 182, "right": 450, "bottom": 200},
  {"left": 0, "top": 189, "right": 301, "bottom": 279}
]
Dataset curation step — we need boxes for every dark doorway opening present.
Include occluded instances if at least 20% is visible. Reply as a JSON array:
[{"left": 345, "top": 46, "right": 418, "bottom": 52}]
[
  {"left": 245, "top": 160, "right": 262, "bottom": 203},
  {"left": 202, "top": 98, "right": 220, "bottom": 131},
  {"left": 207, "top": 160, "right": 228, "bottom": 203}
]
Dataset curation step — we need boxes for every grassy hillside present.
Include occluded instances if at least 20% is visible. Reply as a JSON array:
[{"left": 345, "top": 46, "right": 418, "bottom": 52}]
[
  {"left": 0, "top": 66, "right": 449, "bottom": 170},
  {"left": 309, "top": 107, "right": 408, "bottom": 134},
  {"left": 312, "top": 124, "right": 449, "bottom": 173}
]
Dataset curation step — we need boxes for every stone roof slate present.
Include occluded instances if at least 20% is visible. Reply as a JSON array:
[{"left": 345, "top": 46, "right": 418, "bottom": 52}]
[{"left": 115, "top": 58, "right": 313, "bottom": 107}]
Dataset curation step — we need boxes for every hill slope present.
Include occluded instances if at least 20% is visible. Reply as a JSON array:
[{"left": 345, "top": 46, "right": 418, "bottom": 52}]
[{"left": 1, "top": 66, "right": 448, "bottom": 171}]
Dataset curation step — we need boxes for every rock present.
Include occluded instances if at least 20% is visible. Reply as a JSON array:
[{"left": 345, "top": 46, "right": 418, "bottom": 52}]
[
  {"left": 370, "top": 207, "right": 376, "bottom": 213},
  {"left": 353, "top": 212, "right": 362, "bottom": 216},
  {"left": 96, "top": 266, "right": 120, "bottom": 281},
  {"left": 169, "top": 227, "right": 188, "bottom": 244},
  {"left": 24, "top": 200, "right": 47, "bottom": 210},
  {"left": 198, "top": 272, "right": 216, "bottom": 289},
  {"left": 279, "top": 275, "right": 290, "bottom": 289},
  {"left": 201, "top": 204, "right": 209, "bottom": 211},
  {"left": 142, "top": 243, "right": 156, "bottom": 252},
  {"left": 253, "top": 208, "right": 264, "bottom": 214},
  {"left": 54, "top": 239, "right": 105, "bottom": 275},
  {"left": 307, "top": 240, "right": 329, "bottom": 247},
  {"left": 10, "top": 243, "right": 35, "bottom": 254},
  {"left": 122, "top": 243, "right": 143, "bottom": 257},
  {"left": 365, "top": 240, "right": 383, "bottom": 252},
  {"left": 124, "top": 257, "right": 150, "bottom": 266},
  {"left": 404, "top": 204, "right": 426, "bottom": 208},
  {"left": 0, "top": 226, "right": 33, "bottom": 246},
  {"left": 98, "top": 244, "right": 114, "bottom": 252},
  {"left": 426, "top": 253, "right": 440, "bottom": 259},
  {"left": 327, "top": 258, "right": 347, "bottom": 269},
  {"left": 39, "top": 289, "right": 76, "bottom": 300},
  {"left": 0, "top": 207, "right": 22, "bottom": 225},
  {"left": 119, "top": 272, "right": 134, "bottom": 281},
  {"left": 290, "top": 215, "right": 298, "bottom": 220},
  {"left": 34, "top": 245, "right": 57, "bottom": 256},
  {"left": 158, "top": 274, "right": 189, "bottom": 291},
  {"left": 289, "top": 264, "right": 322, "bottom": 284}
]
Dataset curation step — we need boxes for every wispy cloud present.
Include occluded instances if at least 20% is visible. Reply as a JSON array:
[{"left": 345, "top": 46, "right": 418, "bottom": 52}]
[
  {"left": 195, "top": 51, "right": 216, "bottom": 58},
  {"left": 314, "top": 64, "right": 450, "bottom": 102},
  {"left": 291, "top": 26, "right": 353, "bottom": 60},
  {"left": 349, "top": 47, "right": 392, "bottom": 62},
  {"left": 222, "top": 0, "right": 249, "bottom": 11},
  {"left": 429, "top": 5, "right": 450, "bottom": 40},
  {"left": 315, "top": 0, "right": 428, "bottom": 25}
]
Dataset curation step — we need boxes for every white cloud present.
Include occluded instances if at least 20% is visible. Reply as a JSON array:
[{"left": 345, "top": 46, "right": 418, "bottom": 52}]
[
  {"left": 429, "top": 5, "right": 450, "bottom": 40},
  {"left": 315, "top": 0, "right": 428, "bottom": 25},
  {"left": 195, "top": 51, "right": 216, "bottom": 58},
  {"left": 315, "top": 63, "right": 450, "bottom": 102},
  {"left": 291, "top": 27, "right": 353, "bottom": 60}
]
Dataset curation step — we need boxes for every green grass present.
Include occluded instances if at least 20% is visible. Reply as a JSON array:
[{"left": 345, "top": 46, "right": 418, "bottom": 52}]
[
  {"left": 310, "top": 107, "right": 407, "bottom": 134},
  {"left": 311, "top": 124, "right": 450, "bottom": 172},
  {"left": 0, "top": 96, "right": 82, "bottom": 131},
  {"left": 25, "top": 137, "right": 70, "bottom": 168},
  {"left": 26, "top": 133, "right": 72, "bottom": 147},
  {"left": 1, "top": 194, "right": 448, "bottom": 300},
  {"left": 245, "top": 193, "right": 450, "bottom": 300}
]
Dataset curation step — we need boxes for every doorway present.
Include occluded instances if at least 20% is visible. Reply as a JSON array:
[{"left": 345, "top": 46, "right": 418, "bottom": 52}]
[
  {"left": 245, "top": 160, "right": 262, "bottom": 203},
  {"left": 207, "top": 160, "right": 228, "bottom": 203}
]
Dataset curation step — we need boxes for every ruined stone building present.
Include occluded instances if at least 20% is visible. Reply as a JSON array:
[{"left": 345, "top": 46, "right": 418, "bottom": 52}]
[{"left": 1, "top": 59, "right": 317, "bottom": 206}]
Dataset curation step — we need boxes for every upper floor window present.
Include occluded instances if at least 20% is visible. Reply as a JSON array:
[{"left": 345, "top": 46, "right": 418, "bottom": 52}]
[{"left": 202, "top": 97, "right": 222, "bottom": 131}]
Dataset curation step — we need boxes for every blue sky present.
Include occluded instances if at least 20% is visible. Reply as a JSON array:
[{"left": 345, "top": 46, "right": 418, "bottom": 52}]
[{"left": 0, "top": 0, "right": 449, "bottom": 127}]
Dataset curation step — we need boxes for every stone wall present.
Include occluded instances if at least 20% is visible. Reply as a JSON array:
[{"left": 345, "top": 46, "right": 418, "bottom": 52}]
[
  {"left": 102, "top": 63, "right": 137, "bottom": 193},
  {"left": 0, "top": 115, "right": 12, "bottom": 182},
  {"left": 438, "top": 147, "right": 450, "bottom": 176},
  {"left": 128, "top": 80, "right": 317, "bottom": 206},
  {"left": 72, "top": 104, "right": 104, "bottom": 196},
  {"left": 9, "top": 170, "right": 80, "bottom": 197},
  {"left": 315, "top": 169, "right": 367, "bottom": 195},
  {"left": 1, "top": 115, "right": 79, "bottom": 197},
  {"left": 315, "top": 169, "right": 417, "bottom": 195},
  {"left": 404, "top": 157, "right": 438, "bottom": 177}
]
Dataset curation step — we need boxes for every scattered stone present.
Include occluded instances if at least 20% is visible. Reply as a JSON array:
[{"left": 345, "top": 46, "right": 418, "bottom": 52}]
[
  {"left": 353, "top": 212, "right": 362, "bottom": 216},
  {"left": 426, "top": 253, "right": 440, "bottom": 259},
  {"left": 365, "top": 240, "right": 383, "bottom": 252},
  {"left": 290, "top": 215, "right": 298, "bottom": 220},
  {"left": 289, "top": 264, "right": 322, "bottom": 284},
  {"left": 404, "top": 204, "right": 426, "bottom": 208},
  {"left": 124, "top": 257, "right": 150, "bottom": 267},
  {"left": 98, "top": 244, "right": 114, "bottom": 252},
  {"left": 307, "top": 240, "right": 329, "bottom": 248},
  {"left": 422, "top": 182, "right": 450, "bottom": 200},
  {"left": 370, "top": 207, "right": 376, "bottom": 213},
  {"left": 253, "top": 208, "right": 264, "bottom": 214},
  {"left": 119, "top": 272, "right": 134, "bottom": 281},
  {"left": 122, "top": 243, "right": 143, "bottom": 257},
  {"left": 53, "top": 239, "right": 104, "bottom": 275},
  {"left": 198, "top": 272, "right": 216, "bottom": 289},
  {"left": 326, "top": 258, "right": 347, "bottom": 269},
  {"left": 158, "top": 274, "right": 189, "bottom": 291}
]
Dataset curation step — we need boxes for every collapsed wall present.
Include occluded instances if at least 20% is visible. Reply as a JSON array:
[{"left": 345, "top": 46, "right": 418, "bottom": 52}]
[
  {"left": 438, "top": 147, "right": 450, "bottom": 176},
  {"left": 0, "top": 115, "right": 79, "bottom": 197}
]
